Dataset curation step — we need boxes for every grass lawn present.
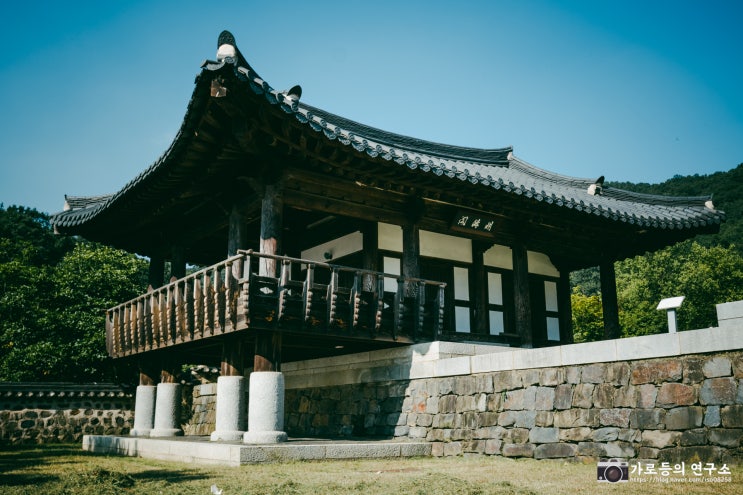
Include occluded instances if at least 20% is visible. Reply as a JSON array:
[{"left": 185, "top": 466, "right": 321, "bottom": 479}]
[{"left": 0, "top": 443, "right": 740, "bottom": 494}]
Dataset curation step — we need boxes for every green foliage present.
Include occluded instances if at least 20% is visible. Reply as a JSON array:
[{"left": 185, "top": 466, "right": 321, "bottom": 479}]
[
  {"left": 570, "top": 288, "right": 603, "bottom": 342},
  {"left": 616, "top": 241, "right": 743, "bottom": 336},
  {"left": 0, "top": 205, "right": 148, "bottom": 382}
]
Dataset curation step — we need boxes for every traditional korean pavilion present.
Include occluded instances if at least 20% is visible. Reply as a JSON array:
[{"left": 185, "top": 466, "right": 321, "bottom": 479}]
[{"left": 51, "top": 31, "right": 724, "bottom": 443}]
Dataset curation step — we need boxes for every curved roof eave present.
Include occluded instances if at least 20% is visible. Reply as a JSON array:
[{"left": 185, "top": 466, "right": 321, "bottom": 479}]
[{"left": 51, "top": 30, "right": 726, "bottom": 235}]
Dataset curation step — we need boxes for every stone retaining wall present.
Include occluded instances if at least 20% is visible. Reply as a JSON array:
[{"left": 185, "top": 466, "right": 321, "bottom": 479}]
[
  {"left": 0, "top": 383, "right": 134, "bottom": 444},
  {"left": 284, "top": 351, "right": 743, "bottom": 463}
]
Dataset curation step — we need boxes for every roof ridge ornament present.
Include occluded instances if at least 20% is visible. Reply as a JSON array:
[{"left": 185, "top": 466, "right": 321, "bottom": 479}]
[
  {"left": 216, "top": 30, "right": 237, "bottom": 62},
  {"left": 587, "top": 175, "right": 604, "bottom": 196}
]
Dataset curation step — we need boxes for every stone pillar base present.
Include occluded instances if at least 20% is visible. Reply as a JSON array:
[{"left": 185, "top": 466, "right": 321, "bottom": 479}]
[
  {"left": 210, "top": 376, "right": 246, "bottom": 442},
  {"left": 150, "top": 383, "right": 183, "bottom": 437},
  {"left": 130, "top": 385, "right": 156, "bottom": 437},
  {"left": 243, "top": 371, "right": 287, "bottom": 444}
]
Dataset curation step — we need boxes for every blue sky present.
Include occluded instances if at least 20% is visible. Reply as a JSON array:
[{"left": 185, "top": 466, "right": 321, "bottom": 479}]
[{"left": 1, "top": 0, "right": 741, "bottom": 215}]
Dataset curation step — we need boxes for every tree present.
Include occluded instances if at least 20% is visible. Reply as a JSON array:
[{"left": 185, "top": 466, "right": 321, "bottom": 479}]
[
  {"left": 616, "top": 241, "right": 743, "bottom": 336},
  {"left": 570, "top": 287, "right": 603, "bottom": 343},
  {"left": 0, "top": 205, "right": 148, "bottom": 382}
]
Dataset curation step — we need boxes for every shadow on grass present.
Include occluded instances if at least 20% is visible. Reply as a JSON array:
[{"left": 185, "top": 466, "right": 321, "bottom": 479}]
[
  {"left": 0, "top": 443, "right": 210, "bottom": 489},
  {"left": 0, "top": 444, "right": 80, "bottom": 487}
]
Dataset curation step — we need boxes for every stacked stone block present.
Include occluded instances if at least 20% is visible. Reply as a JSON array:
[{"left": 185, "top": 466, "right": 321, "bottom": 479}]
[{"left": 183, "top": 382, "right": 217, "bottom": 435}]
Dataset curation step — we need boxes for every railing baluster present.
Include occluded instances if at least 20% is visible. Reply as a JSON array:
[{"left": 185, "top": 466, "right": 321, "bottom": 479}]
[
  {"left": 327, "top": 268, "right": 338, "bottom": 328},
  {"left": 193, "top": 277, "right": 203, "bottom": 339},
  {"left": 185, "top": 278, "right": 194, "bottom": 340},
  {"left": 303, "top": 264, "right": 314, "bottom": 329},
  {"left": 350, "top": 272, "right": 361, "bottom": 333},
  {"left": 122, "top": 305, "right": 131, "bottom": 355},
  {"left": 241, "top": 254, "right": 252, "bottom": 327},
  {"left": 214, "top": 267, "right": 224, "bottom": 333},
  {"left": 143, "top": 294, "right": 152, "bottom": 350},
  {"left": 374, "top": 275, "right": 384, "bottom": 338},
  {"left": 137, "top": 298, "right": 145, "bottom": 351},
  {"left": 224, "top": 261, "right": 233, "bottom": 332},
  {"left": 204, "top": 271, "right": 213, "bottom": 335},
  {"left": 434, "top": 283, "right": 445, "bottom": 340},
  {"left": 414, "top": 281, "right": 426, "bottom": 341},
  {"left": 393, "top": 278, "right": 404, "bottom": 341},
  {"left": 106, "top": 310, "right": 114, "bottom": 357}
]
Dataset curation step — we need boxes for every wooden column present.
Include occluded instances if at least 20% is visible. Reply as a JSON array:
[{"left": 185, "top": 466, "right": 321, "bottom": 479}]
[
  {"left": 255, "top": 181, "right": 283, "bottom": 371},
  {"left": 148, "top": 255, "right": 164, "bottom": 289},
  {"left": 228, "top": 203, "right": 249, "bottom": 257},
  {"left": 600, "top": 260, "right": 621, "bottom": 339},
  {"left": 171, "top": 246, "right": 186, "bottom": 280},
  {"left": 160, "top": 361, "right": 177, "bottom": 384},
  {"left": 139, "top": 358, "right": 158, "bottom": 385},
  {"left": 401, "top": 222, "right": 420, "bottom": 297},
  {"left": 362, "top": 221, "right": 379, "bottom": 292},
  {"left": 557, "top": 270, "right": 574, "bottom": 344},
  {"left": 220, "top": 334, "right": 244, "bottom": 376},
  {"left": 512, "top": 244, "right": 533, "bottom": 348},
  {"left": 471, "top": 242, "right": 489, "bottom": 335},
  {"left": 254, "top": 333, "right": 282, "bottom": 372},
  {"left": 259, "top": 182, "right": 283, "bottom": 278}
]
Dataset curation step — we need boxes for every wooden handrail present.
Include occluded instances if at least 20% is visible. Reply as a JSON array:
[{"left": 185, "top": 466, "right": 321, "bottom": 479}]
[{"left": 105, "top": 251, "right": 447, "bottom": 358}]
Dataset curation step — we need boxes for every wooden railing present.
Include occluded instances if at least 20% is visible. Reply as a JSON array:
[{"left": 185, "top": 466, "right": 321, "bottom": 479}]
[{"left": 105, "top": 251, "right": 447, "bottom": 358}]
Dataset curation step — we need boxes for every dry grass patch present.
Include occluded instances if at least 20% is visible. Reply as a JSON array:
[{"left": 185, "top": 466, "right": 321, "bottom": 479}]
[{"left": 0, "top": 444, "right": 740, "bottom": 494}]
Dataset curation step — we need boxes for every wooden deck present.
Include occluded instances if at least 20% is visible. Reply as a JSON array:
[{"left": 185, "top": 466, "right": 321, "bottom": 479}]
[{"left": 105, "top": 251, "right": 447, "bottom": 359}]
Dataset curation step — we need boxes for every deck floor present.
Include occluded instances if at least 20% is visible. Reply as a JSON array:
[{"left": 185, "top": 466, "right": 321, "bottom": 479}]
[{"left": 82, "top": 435, "right": 432, "bottom": 466}]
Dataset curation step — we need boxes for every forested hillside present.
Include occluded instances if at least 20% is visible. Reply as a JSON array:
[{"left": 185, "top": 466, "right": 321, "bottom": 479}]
[{"left": 609, "top": 163, "right": 743, "bottom": 254}]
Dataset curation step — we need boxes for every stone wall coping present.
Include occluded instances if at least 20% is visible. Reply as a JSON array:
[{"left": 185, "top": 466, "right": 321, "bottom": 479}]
[
  {"left": 284, "top": 324, "right": 742, "bottom": 389},
  {"left": 717, "top": 300, "right": 743, "bottom": 322},
  {"left": 0, "top": 382, "right": 132, "bottom": 398}
]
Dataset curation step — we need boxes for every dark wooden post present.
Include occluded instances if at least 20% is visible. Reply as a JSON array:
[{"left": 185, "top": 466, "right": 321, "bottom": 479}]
[
  {"left": 160, "top": 361, "right": 177, "bottom": 384},
  {"left": 228, "top": 203, "right": 249, "bottom": 257},
  {"left": 254, "top": 332, "right": 282, "bottom": 372},
  {"left": 259, "top": 182, "right": 283, "bottom": 278},
  {"left": 558, "top": 270, "right": 574, "bottom": 344},
  {"left": 471, "top": 242, "right": 489, "bottom": 335},
  {"left": 139, "top": 358, "right": 158, "bottom": 386},
  {"left": 255, "top": 180, "right": 283, "bottom": 371},
  {"left": 171, "top": 245, "right": 186, "bottom": 280},
  {"left": 148, "top": 255, "right": 164, "bottom": 289},
  {"left": 401, "top": 222, "right": 420, "bottom": 297},
  {"left": 220, "top": 334, "right": 244, "bottom": 376},
  {"left": 600, "top": 260, "right": 621, "bottom": 339},
  {"left": 512, "top": 244, "right": 533, "bottom": 348}
]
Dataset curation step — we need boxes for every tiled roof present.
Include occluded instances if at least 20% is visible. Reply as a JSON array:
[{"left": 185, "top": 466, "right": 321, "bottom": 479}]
[{"left": 51, "top": 30, "right": 725, "bottom": 233}]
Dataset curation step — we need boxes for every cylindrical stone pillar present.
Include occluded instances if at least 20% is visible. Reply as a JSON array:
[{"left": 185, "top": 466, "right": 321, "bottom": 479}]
[
  {"left": 130, "top": 385, "right": 156, "bottom": 437},
  {"left": 150, "top": 383, "right": 183, "bottom": 437},
  {"left": 243, "top": 371, "right": 287, "bottom": 443},
  {"left": 210, "top": 376, "right": 246, "bottom": 441}
]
